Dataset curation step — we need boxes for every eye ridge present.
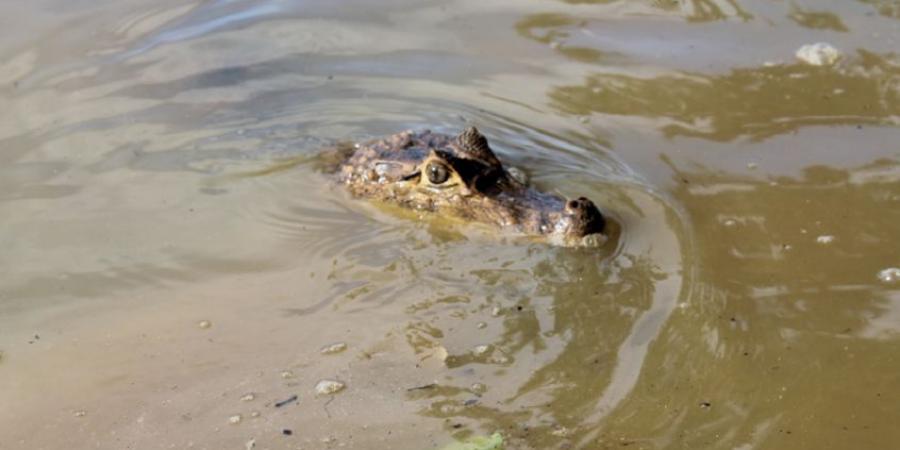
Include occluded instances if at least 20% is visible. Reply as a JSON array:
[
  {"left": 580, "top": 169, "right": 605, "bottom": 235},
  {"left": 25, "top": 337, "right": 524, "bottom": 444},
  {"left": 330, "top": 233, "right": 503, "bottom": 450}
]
[{"left": 426, "top": 162, "right": 450, "bottom": 184}]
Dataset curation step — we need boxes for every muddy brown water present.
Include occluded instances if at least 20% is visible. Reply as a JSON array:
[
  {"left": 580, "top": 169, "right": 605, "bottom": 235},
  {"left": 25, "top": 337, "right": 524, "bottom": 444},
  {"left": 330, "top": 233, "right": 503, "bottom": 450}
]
[{"left": 1, "top": 1, "right": 899, "bottom": 449}]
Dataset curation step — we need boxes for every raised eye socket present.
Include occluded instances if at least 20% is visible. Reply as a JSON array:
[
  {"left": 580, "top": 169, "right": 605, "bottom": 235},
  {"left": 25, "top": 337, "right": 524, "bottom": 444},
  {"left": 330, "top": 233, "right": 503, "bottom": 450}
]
[{"left": 426, "top": 162, "right": 450, "bottom": 184}]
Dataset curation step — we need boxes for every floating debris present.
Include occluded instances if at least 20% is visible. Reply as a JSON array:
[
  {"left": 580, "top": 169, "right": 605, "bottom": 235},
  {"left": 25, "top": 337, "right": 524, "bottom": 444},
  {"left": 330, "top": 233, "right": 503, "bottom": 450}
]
[
  {"left": 197, "top": 320, "right": 212, "bottom": 329},
  {"left": 280, "top": 370, "right": 295, "bottom": 379},
  {"left": 228, "top": 414, "right": 242, "bottom": 424},
  {"left": 274, "top": 395, "right": 298, "bottom": 408},
  {"left": 250, "top": 410, "right": 261, "bottom": 418},
  {"left": 245, "top": 439, "right": 256, "bottom": 450},
  {"left": 796, "top": 43, "right": 842, "bottom": 66},
  {"left": 73, "top": 410, "right": 86, "bottom": 418},
  {"left": 473, "top": 345, "right": 491, "bottom": 356},
  {"left": 407, "top": 383, "right": 438, "bottom": 392},
  {"left": 240, "top": 393, "right": 255, "bottom": 402},
  {"left": 320, "top": 342, "right": 347, "bottom": 355},
  {"left": 315, "top": 379, "right": 346, "bottom": 396},
  {"left": 491, "top": 355, "right": 511, "bottom": 364},
  {"left": 476, "top": 322, "right": 487, "bottom": 329},
  {"left": 878, "top": 268, "right": 900, "bottom": 284},
  {"left": 437, "top": 432, "right": 503, "bottom": 450},
  {"left": 470, "top": 383, "right": 487, "bottom": 394},
  {"left": 816, "top": 235, "right": 836, "bottom": 245}
]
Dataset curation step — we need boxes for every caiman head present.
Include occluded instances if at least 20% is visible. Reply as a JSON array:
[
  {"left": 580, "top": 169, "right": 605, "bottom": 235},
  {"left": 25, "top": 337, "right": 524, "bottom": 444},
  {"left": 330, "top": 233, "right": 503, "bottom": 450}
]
[{"left": 337, "top": 126, "right": 606, "bottom": 245}]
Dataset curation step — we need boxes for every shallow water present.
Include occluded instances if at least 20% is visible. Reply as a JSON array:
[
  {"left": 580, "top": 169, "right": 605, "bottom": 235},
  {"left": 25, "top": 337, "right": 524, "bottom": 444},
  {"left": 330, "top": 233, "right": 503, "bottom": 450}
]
[{"left": 1, "top": 1, "right": 898, "bottom": 449}]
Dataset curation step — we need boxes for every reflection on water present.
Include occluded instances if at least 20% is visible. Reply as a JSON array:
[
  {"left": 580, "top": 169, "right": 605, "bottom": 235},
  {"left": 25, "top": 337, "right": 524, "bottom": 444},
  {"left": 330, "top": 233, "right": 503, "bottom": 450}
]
[
  {"left": 590, "top": 159, "right": 900, "bottom": 449},
  {"left": 860, "top": 0, "right": 900, "bottom": 19},
  {"left": 555, "top": 0, "right": 753, "bottom": 22},
  {"left": 1, "top": 0, "right": 900, "bottom": 449},
  {"left": 788, "top": 8, "right": 849, "bottom": 32},
  {"left": 654, "top": 0, "right": 753, "bottom": 22},
  {"left": 549, "top": 53, "right": 900, "bottom": 141}
]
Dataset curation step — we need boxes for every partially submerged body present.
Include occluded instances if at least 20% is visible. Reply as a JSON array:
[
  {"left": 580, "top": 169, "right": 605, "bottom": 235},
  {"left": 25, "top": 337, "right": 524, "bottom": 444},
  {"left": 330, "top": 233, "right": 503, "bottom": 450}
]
[{"left": 334, "top": 127, "right": 606, "bottom": 246}]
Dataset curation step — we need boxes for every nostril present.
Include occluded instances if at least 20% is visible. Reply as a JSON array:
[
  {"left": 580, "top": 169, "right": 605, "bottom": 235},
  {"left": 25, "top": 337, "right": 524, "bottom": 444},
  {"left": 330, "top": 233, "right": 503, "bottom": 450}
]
[{"left": 567, "top": 199, "right": 579, "bottom": 209}]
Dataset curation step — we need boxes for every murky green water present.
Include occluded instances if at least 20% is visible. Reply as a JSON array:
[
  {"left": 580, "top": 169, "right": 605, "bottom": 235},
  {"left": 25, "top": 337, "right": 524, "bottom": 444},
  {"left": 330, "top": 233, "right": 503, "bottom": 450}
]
[{"left": 1, "top": 1, "right": 898, "bottom": 449}]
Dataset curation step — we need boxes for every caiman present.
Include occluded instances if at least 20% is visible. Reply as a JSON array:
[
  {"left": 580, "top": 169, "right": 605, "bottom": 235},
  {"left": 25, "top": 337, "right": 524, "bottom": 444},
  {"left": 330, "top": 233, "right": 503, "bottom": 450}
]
[{"left": 335, "top": 126, "right": 606, "bottom": 246}]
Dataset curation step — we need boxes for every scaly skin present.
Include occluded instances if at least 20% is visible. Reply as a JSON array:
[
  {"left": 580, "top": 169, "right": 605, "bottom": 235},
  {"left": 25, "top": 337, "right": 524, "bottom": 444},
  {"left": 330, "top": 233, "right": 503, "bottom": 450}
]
[{"left": 336, "top": 127, "right": 605, "bottom": 245}]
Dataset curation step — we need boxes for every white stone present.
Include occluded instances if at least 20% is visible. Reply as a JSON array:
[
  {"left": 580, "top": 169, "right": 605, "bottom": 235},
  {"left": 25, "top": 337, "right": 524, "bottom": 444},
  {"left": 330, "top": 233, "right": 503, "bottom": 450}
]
[
  {"left": 315, "top": 379, "right": 346, "bottom": 395},
  {"left": 877, "top": 267, "right": 900, "bottom": 284},
  {"left": 796, "top": 43, "right": 842, "bottom": 66},
  {"left": 320, "top": 342, "right": 347, "bottom": 355}
]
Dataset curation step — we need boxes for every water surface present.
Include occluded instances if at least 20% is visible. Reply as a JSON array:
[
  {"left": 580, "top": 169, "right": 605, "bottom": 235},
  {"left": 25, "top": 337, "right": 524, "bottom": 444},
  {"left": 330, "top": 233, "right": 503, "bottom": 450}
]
[{"left": 1, "top": 1, "right": 898, "bottom": 449}]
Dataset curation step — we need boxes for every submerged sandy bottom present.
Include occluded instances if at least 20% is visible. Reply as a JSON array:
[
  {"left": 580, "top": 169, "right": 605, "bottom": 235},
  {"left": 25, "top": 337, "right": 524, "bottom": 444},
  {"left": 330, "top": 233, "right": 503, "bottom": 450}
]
[{"left": 2, "top": 270, "right": 447, "bottom": 449}]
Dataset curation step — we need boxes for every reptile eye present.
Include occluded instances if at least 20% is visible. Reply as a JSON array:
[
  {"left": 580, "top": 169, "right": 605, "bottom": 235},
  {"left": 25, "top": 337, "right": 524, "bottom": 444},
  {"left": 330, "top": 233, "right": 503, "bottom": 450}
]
[{"left": 426, "top": 162, "right": 450, "bottom": 184}]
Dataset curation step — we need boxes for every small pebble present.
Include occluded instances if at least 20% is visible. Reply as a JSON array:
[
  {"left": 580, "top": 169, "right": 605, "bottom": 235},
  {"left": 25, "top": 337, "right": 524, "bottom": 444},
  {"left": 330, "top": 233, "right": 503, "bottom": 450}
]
[
  {"left": 320, "top": 342, "right": 348, "bottom": 355},
  {"left": 282, "top": 429, "right": 293, "bottom": 436},
  {"left": 315, "top": 379, "right": 346, "bottom": 395},
  {"left": 796, "top": 42, "right": 842, "bottom": 66},
  {"left": 240, "top": 393, "right": 255, "bottom": 402},
  {"left": 877, "top": 267, "right": 900, "bottom": 284},
  {"left": 197, "top": 320, "right": 212, "bottom": 329},
  {"left": 73, "top": 410, "right": 86, "bottom": 418},
  {"left": 245, "top": 439, "right": 256, "bottom": 450},
  {"left": 491, "top": 307, "right": 502, "bottom": 317},
  {"left": 281, "top": 370, "right": 295, "bottom": 379},
  {"left": 476, "top": 322, "right": 487, "bottom": 329},
  {"left": 228, "top": 415, "right": 242, "bottom": 424},
  {"left": 433, "top": 346, "right": 449, "bottom": 362},
  {"left": 816, "top": 235, "right": 836, "bottom": 245},
  {"left": 470, "top": 383, "right": 487, "bottom": 394}
]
